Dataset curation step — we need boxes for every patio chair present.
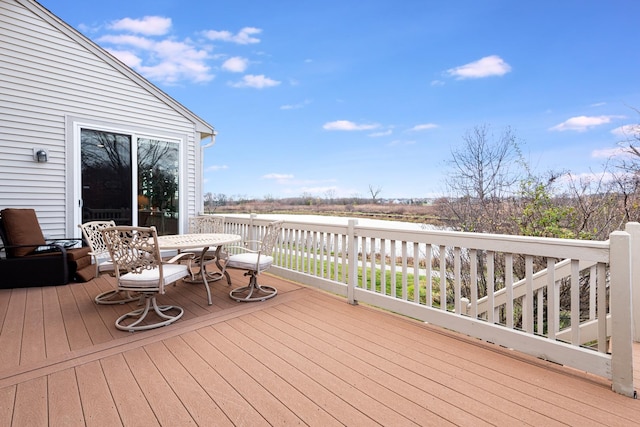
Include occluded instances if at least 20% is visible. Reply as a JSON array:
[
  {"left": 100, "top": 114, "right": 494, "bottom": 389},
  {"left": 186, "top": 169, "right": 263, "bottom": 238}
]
[
  {"left": 184, "top": 215, "right": 225, "bottom": 273},
  {"left": 0, "top": 208, "right": 92, "bottom": 288},
  {"left": 222, "top": 220, "right": 283, "bottom": 302},
  {"left": 188, "top": 215, "right": 225, "bottom": 234},
  {"left": 79, "top": 220, "right": 139, "bottom": 305},
  {"left": 101, "top": 225, "right": 195, "bottom": 331}
]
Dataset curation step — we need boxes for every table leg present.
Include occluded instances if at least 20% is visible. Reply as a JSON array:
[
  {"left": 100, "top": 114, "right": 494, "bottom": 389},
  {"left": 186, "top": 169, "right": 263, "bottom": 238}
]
[{"left": 200, "top": 246, "right": 213, "bottom": 305}]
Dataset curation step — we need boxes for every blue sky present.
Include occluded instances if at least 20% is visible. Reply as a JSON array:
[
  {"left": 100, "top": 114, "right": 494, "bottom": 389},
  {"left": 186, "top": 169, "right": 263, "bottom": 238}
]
[{"left": 41, "top": 0, "right": 640, "bottom": 200}]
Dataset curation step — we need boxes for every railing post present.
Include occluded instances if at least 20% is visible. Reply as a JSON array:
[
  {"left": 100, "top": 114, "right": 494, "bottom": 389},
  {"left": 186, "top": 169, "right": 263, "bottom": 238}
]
[
  {"left": 249, "top": 213, "right": 257, "bottom": 250},
  {"left": 347, "top": 219, "right": 358, "bottom": 305},
  {"left": 625, "top": 222, "right": 640, "bottom": 342},
  {"left": 609, "top": 230, "right": 634, "bottom": 397}
]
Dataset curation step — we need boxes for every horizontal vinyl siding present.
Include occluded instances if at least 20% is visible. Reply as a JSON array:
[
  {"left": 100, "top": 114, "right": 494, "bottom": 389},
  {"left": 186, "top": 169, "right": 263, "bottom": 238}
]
[{"left": 0, "top": 0, "right": 201, "bottom": 238}]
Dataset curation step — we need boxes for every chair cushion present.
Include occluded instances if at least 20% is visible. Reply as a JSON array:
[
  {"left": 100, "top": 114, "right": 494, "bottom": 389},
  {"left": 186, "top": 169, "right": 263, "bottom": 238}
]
[
  {"left": 226, "top": 253, "right": 273, "bottom": 272},
  {"left": 1, "top": 208, "right": 46, "bottom": 257},
  {"left": 66, "top": 246, "right": 91, "bottom": 261},
  {"left": 97, "top": 259, "right": 115, "bottom": 272},
  {"left": 119, "top": 263, "right": 190, "bottom": 289}
]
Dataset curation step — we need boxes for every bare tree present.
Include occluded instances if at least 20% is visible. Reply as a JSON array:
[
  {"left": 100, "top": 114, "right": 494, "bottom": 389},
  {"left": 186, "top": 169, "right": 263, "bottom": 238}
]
[
  {"left": 439, "top": 124, "right": 524, "bottom": 233},
  {"left": 611, "top": 112, "right": 640, "bottom": 224},
  {"left": 368, "top": 185, "right": 382, "bottom": 203},
  {"left": 324, "top": 189, "right": 337, "bottom": 204}
]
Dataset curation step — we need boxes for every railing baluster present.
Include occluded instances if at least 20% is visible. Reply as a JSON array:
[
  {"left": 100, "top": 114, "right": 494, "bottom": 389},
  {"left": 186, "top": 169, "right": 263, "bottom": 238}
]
[
  {"left": 368, "top": 237, "right": 375, "bottom": 291},
  {"left": 525, "top": 255, "right": 534, "bottom": 333},
  {"left": 361, "top": 236, "right": 367, "bottom": 290},
  {"left": 439, "top": 245, "right": 446, "bottom": 311},
  {"left": 413, "top": 242, "right": 420, "bottom": 304},
  {"left": 426, "top": 243, "right": 432, "bottom": 307},
  {"left": 454, "top": 247, "right": 461, "bottom": 314},
  {"left": 470, "top": 249, "right": 478, "bottom": 318},
  {"left": 380, "top": 238, "right": 386, "bottom": 296},
  {"left": 487, "top": 251, "right": 495, "bottom": 323},
  {"left": 401, "top": 241, "right": 408, "bottom": 300},
  {"left": 547, "top": 258, "right": 559, "bottom": 340},
  {"left": 589, "top": 264, "right": 597, "bottom": 320},
  {"left": 597, "top": 262, "right": 607, "bottom": 353},
  {"left": 571, "top": 259, "right": 580, "bottom": 345},
  {"left": 536, "top": 288, "right": 544, "bottom": 335},
  {"left": 505, "top": 253, "right": 513, "bottom": 328},
  {"left": 390, "top": 240, "right": 397, "bottom": 298}
]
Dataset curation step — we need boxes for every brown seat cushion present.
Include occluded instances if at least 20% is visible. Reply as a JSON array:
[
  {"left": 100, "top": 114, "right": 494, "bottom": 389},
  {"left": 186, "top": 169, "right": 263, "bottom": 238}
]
[
  {"left": 1, "top": 208, "right": 46, "bottom": 257},
  {"left": 67, "top": 246, "right": 91, "bottom": 261},
  {"left": 75, "top": 265, "right": 97, "bottom": 282}
]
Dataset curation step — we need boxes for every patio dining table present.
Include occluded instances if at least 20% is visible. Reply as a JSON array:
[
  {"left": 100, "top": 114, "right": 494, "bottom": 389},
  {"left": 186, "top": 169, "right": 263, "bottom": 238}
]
[{"left": 157, "top": 233, "right": 241, "bottom": 305}]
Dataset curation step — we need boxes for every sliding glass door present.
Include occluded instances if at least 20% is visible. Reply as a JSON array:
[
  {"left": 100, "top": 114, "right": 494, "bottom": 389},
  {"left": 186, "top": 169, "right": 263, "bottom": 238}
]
[
  {"left": 80, "top": 128, "right": 180, "bottom": 235},
  {"left": 137, "top": 137, "right": 180, "bottom": 235}
]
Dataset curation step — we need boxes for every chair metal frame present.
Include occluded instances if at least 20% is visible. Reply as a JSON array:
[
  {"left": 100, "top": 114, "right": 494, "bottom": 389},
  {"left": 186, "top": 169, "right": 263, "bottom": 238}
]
[
  {"left": 184, "top": 215, "right": 226, "bottom": 280},
  {"left": 102, "top": 225, "right": 194, "bottom": 332},
  {"left": 79, "top": 220, "right": 141, "bottom": 305},
  {"left": 222, "top": 220, "right": 283, "bottom": 302}
]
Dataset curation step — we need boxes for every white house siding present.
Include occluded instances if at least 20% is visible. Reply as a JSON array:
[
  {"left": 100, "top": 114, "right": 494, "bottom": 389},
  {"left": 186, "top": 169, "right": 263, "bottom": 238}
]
[{"left": 0, "top": 0, "right": 211, "bottom": 238}]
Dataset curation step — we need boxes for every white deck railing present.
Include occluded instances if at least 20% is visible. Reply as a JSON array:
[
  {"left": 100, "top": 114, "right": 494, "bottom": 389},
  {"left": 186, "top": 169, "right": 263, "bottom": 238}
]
[{"left": 218, "top": 214, "right": 637, "bottom": 397}]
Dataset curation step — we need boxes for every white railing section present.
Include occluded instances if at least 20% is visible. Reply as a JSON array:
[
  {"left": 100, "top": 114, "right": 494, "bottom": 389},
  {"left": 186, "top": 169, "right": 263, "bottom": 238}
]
[{"left": 217, "top": 214, "right": 636, "bottom": 397}]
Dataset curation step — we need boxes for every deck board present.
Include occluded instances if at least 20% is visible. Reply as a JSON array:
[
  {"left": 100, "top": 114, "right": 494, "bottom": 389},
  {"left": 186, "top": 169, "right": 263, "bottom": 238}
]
[
  {"left": 100, "top": 353, "right": 159, "bottom": 426},
  {"left": 0, "top": 288, "right": 26, "bottom": 368},
  {"left": 48, "top": 368, "right": 84, "bottom": 426},
  {"left": 0, "top": 271, "right": 639, "bottom": 425},
  {"left": 166, "top": 332, "right": 270, "bottom": 426},
  {"left": 75, "top": 360, "right": 120, "bottom": 425},
  {"left": 42, "top": 286, "right": 71, "bottom": 358}
]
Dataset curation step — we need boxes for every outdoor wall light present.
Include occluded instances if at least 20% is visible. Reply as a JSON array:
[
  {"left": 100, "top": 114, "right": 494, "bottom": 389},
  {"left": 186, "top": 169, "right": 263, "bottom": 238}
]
[{"left": 34, "top": 148, "right": 48, "bottom": 162}]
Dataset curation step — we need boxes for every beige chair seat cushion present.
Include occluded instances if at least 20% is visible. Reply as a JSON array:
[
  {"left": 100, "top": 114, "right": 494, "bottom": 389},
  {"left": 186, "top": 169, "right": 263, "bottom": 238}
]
[
  {"left": 98, "top": 259, "right": 115, "bottom": 272},
  {"left": 226, "top": 253, "right": 273, "bottom": 273},
  {"left": 119, "top": 264, "right": 189, "bottom": 289}
]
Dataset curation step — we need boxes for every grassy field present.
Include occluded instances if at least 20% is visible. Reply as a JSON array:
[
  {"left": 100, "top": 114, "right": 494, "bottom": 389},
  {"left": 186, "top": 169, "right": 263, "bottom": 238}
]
[{"left": 211, "top": 201, "right": 444, "bottom": 226}]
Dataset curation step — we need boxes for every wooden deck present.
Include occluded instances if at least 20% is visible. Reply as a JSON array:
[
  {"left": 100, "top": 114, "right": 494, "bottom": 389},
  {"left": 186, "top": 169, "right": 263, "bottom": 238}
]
[{"left": 1, "top": 271, "right": 639, "bottom": 426}]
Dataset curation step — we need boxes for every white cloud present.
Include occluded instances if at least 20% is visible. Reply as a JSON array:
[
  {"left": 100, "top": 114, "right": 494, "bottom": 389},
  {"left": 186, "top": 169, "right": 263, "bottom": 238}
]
[
  {"left": 549, "top": 115, "right": 621, "bottom": 132},
  {"left": 105, "top": 49, "right": 142, "bottom": 68},
  {"left": 98, "top": 34, "right": 155, "bottom": 49},
  {"left": 591, "top": 147, "right": 629, "bottom": 158},
  {"left": 611, "top": 124, "right": 640, "bottom": 137},
  {"left": 204, "top": 27, "right": 262, "bottom": 44},
  {"left": 447, "top": 55, "right": 511, "bottom": 79},
  {"left": 229, "top": 74, "right": 281, "bottom": 88},
  {"left": 99, "top": 32, "right": 213, "bottom": 84},
  {"left": 369, "top": 129, "right": 393, "bottom": 137},
  {"left": 109, "top": 16, "right": 172, "bottom": 36},
  {"left": 408, "top": 123, "right": 438, "bottom": 132},
  {"left": 207, "top": 165, "right": 229, "bottom": 171},
  {"left": 430, "top": 80, "right": 445, "bottom": 86},
  {"left": 280, "top": 99, "right": 312, "bottom": 110},
  {"left": 557, "top": 171, "right": 619, "bottom": 186},
  {"left": 262, "top": 173, "right": 294, "bottom": 183},
  {"left": 222, "top": 56, "right": 249, "bottom": 73},
  {"left": 323, "top": 120, "right": 380, "bottom": 131}
]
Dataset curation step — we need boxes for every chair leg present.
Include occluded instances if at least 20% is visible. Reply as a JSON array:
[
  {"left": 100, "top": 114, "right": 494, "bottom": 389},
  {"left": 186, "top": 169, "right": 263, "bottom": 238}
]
[
  {"left": 95, "top": 289, "right": 140, "bottom": 305},
  {"left": 115, "top": 295, "right": 184, "bottom": 332},
  {"left": 229, "top": 272, "right": 277, "bottom": 302}
]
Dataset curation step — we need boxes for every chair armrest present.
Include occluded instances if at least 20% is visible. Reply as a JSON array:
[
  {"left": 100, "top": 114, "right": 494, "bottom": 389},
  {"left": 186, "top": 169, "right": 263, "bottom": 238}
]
[
  {"left": 1, "top": 242, "right": 67, "bottom": 257},
  {"left": 47, "top": 238, "right": 83, "bottom": 249},
  {"left": 165, "top": 251, "right": 195, "bottom": 264},
  {"left": 225, "top": 245, "right": 260, "bottom": 256}
]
